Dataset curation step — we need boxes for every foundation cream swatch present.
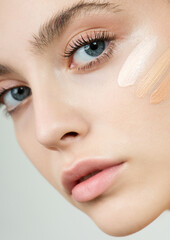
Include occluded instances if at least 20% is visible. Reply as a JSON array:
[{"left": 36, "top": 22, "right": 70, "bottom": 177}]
[
  {"left": 150, "top": 70, "right": 170, "bottom": 104},
  {"left": 136, "top": 48, "right": 170, "bottom": 98},
  {"left": 118, "top": 37, "right": 157, "bottom": 87}
]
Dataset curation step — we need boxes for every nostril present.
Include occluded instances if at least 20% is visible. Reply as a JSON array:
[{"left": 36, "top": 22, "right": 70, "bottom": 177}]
[{"left": 61, "top": 131, "right": 79, "bottom": 141}]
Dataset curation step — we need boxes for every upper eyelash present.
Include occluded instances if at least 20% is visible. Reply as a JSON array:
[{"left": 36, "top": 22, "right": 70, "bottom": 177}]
[
  {"left": 0, "top": 87, "right": 8, "bottom": 104},
  {"left": 0, "top": 86, "right": 32, "bottom": 115},
  {"left": 0, "top": 86, "right": 31, "bottom": 100},
  {"left": 0, "top": 87, "right": 7, "bottom": 97},
  {"left": 0, "top": 88, "right": 10, "bottom": 117},
  {"left": 0, "top": 32, "right": 115, "bottom": 111},
  {"left": 63, "top": 30, "right": 115, "bottom": 58}
]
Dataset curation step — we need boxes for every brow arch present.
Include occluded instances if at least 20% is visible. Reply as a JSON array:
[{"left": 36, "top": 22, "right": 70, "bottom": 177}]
[{"left": 29, "top": 0, "right": 121, "bottom": 54}]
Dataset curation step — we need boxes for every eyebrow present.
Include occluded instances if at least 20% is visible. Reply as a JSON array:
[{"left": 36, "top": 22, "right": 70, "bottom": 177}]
[
  {"left": 0, "top": 0, "right": 121, "bottom": 77},
  {"left": 29, "top": 0, "right": 121, "bottom": 54},
  {"left": 0, "top": 65, "right": 14, "bottom": 77}
]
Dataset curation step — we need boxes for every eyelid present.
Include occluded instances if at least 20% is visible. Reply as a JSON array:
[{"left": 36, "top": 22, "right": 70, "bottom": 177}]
[
  {"left": 62, "top": 29, "right": 116, "bottom": 73},
  {"left": 64, "top": 29, "right": 115, "bottom": 57},
  {"left": 0, "top": 85, "right": 32, "bottom": 116},
  {"left": 0, "top": 79, "right": 29, "bottom": 91},
  {"left": 0, "top": 82, "right": 29, "bottom": 101}
]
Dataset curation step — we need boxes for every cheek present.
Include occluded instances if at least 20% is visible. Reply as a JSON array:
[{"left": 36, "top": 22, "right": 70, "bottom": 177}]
[
  {"left": 79, "top": 146, "right": 170, "bottom": 237},
  {"left": 12, "top": 107, "right": 62, "bottom": 192}
]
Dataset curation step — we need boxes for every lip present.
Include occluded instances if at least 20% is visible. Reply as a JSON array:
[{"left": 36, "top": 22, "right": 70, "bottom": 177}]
[{"left": 61, "top": 158, "right": 126, "bottom": 202}]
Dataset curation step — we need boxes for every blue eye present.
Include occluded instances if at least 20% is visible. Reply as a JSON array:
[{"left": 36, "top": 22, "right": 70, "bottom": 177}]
[
  {"left": 10, "top": 87, "right": 30, "bottom": 101},
  {"left": 64, "top": 30, "right": 116, "bottom": 72},
  {"left": 84, "top": 41, "right": 107, "bottom": 57},
  {"left": 73, "top": 41, "right": 109, "bottom": 64},
  {"left": 2, "top": 86, "right": 31, "bottom": 112}
]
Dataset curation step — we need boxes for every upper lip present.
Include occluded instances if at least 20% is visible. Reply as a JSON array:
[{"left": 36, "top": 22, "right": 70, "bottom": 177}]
[{"left": 61, "top": 158, "right": 125, "bottom": 194}]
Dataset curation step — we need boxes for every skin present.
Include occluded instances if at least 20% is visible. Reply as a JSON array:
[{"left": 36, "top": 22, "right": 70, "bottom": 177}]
[{"left": 0, "top": 0, "right": 170, "bottom": 237}]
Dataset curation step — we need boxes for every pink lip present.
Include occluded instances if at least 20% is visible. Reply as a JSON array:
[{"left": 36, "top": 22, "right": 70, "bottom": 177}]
[{"left": 61, "top": 158, "right": 125, "bottom": 202}]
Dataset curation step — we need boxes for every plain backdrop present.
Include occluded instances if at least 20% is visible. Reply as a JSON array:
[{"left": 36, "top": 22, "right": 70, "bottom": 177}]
[{"left": 0, "top": 109, "right": 170, "bottom": 240}]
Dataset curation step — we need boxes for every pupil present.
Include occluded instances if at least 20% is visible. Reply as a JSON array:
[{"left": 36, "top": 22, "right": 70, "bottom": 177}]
[
  {"left": 90, "top": 42, "right": 98, "bottom": 50},
  {"left": 11, "top": 87, "right": 30, "bottom": 101},
  {"left": 84, "top": 41, "right": 105, "bottom": 57},
  {"left": 18, "top": 87, "right": 24, "bottom": 94}
]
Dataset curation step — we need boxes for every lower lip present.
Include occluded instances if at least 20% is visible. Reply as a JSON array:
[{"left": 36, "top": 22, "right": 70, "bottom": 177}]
[{"left": 72, "top": 162, "right": 125, "bottom": 202}]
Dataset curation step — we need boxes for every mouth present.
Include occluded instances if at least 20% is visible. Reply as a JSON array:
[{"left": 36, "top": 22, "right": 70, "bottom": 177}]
[
  {"left": 78, "top": 170, "right": 102, "bottom": 183},
  {"left": 62, "top": 158, "right": 126, "bottom": 202}
]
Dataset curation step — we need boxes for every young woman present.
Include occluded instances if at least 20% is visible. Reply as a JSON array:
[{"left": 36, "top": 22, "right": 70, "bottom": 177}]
[{"left": 0, "top": 0, "right": 169, "bottom": 237}]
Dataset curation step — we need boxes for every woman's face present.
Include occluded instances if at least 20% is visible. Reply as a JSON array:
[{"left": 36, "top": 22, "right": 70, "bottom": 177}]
[{"left": 0, "top": 0, "right": 170, "bottom": 236}]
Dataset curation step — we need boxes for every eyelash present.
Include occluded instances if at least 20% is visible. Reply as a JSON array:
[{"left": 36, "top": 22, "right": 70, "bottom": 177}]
[
  {"left": 0, "top": 31, "right": 116, "bottom": 116},
  {"left": 0, "top": 86, "right": 30, "bottom": 117},
  {"left": 63, "top": 30, "right": 116, "bottom": 72},
  {"left": 0, "top": 88, "right": 10, "bottom": 117}
]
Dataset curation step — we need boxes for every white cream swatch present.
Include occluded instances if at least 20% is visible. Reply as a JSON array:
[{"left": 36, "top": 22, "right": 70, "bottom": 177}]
[{"left": 118, "top": 36, "right": 157, "bottom": 87}]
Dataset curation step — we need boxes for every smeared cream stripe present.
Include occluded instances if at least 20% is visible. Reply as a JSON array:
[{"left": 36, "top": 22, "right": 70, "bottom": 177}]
[
  {"left": 136, "top": 48, "right": 170, "bottom": 98},
  {"left": 118, "top": 37, "right": 157, "bottom": 87},
  {"left": 150, "top": 70, "right": 170, "bottom": 104}
]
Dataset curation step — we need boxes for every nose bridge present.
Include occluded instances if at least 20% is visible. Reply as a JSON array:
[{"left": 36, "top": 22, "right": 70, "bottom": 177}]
[{"left": 32, "top": 83, "right": 89, "bottom": 149}]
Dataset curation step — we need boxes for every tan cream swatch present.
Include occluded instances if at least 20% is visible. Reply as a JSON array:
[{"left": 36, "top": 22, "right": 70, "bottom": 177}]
[
  {"left": 136, "top": 48, "right": 170, "bottom": 98},
  {"left": 150, "top": 70, "right": 170, "bottom": 104}
]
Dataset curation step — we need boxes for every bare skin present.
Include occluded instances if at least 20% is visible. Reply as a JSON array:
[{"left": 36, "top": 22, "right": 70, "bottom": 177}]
[{"left": 0, "top": 0, "right": 170, "bottom": 237}]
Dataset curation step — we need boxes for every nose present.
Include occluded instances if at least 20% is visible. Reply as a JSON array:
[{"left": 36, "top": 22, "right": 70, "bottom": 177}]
[{"left": 33, "top": 90, "right": 89, "bottom": 150}]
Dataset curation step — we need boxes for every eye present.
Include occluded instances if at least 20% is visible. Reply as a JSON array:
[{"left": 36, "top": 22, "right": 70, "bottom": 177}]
[
  {"left": 72, "top": 40, "right": 109, "bottom": 65},
  {"left": 63, "top": 30, "right": 116, "bottom": 72},
  {"left": 0, "top": 86, "right": 31, "bottom": 113}
]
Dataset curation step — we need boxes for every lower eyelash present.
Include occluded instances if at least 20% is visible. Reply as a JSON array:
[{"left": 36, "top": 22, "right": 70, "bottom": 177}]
[
  {"left": 75, "top": 41, "right": 116, "bottom": 72},
  {"left": 3, "top": 109, "right": 11, "bottom": 118},
  {"left": 0, "top": 86, "right": 31, "bottom": 116},
  {"left": 0, "top": 104, "right": 10, "bottom": 118},
  {"left": 62, "top": 30, "right": 116, "bottom": 72}
]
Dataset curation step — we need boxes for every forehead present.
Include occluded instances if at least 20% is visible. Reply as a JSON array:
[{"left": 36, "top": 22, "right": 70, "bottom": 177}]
[
  {"left": 0, "top": 0, "right": 122, "bottom": 42},
  {"left": 0, "top": 0, "right": 61, "bottom": 61},
  {"left": 0, "top": 0, "right": 124, "bottom": 74},
  {"left": 0, "top": 0, "right": 169, "bottom": 69}
]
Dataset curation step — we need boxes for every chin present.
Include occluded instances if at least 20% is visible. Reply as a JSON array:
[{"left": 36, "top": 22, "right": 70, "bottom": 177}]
[
  {"left": 91, "top": 210, "right": 163, "bottom": 237},
  {"left": 94, "top": 218, "right": 153, "bottom": 237},
  {"left": 84, "top": 195, "right": 167, "bottom": 237}
]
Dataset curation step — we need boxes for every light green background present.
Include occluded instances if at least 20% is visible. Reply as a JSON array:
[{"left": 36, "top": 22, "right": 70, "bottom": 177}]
[{"left": 0, "top": 111, "right": 170, "bottom": 240}]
